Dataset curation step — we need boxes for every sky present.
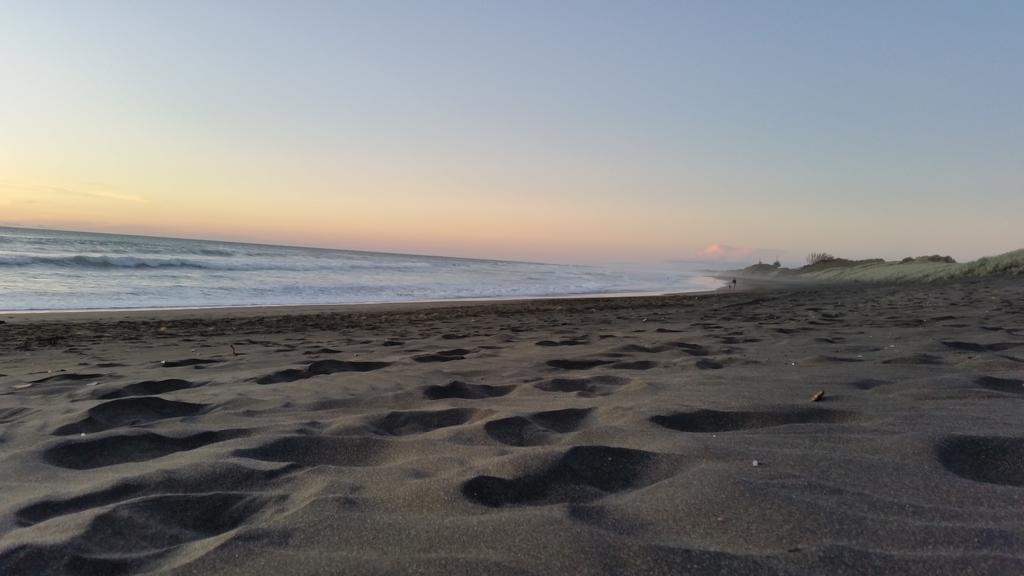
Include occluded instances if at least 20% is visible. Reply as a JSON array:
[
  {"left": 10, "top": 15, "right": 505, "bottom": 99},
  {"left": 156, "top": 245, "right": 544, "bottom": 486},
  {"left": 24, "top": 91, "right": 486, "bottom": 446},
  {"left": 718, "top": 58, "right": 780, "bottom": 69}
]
[{"left": 1, "top": 1, "right": 1022, "bottom": 264}]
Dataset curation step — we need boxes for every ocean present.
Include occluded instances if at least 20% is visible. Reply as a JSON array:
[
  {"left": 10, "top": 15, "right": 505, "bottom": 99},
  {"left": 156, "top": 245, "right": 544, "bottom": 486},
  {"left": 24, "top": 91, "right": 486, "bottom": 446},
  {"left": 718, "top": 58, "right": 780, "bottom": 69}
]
[{"left": 0, "top": 227, "right": 722, "bottom": 311}]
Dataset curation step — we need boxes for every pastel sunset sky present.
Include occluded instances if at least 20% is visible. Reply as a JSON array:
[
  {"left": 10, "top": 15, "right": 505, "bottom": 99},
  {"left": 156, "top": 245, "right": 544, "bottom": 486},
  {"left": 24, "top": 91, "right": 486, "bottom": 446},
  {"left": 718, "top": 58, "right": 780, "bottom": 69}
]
[{"left": 2, "top": 1, "right": 1022, "bottom": 263}]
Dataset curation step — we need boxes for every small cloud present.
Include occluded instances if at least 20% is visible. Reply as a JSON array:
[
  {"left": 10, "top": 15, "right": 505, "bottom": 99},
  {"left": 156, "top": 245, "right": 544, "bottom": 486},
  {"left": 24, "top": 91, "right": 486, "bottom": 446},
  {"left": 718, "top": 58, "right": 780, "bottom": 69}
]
[
  {"left": 50, "top": 186, "right": 144, "bottom": 203},
  {"left": 0, "top": 181, "right": 144, "bottom": 203},
  {"left": 102, "top": 190, "right": 144, "bottom": 202},
  {"left": 697, "top": 243, "right": 751, "bottom": 259},
  {"left": 696, "top": 243, "right": 786, "bottom": 263}
]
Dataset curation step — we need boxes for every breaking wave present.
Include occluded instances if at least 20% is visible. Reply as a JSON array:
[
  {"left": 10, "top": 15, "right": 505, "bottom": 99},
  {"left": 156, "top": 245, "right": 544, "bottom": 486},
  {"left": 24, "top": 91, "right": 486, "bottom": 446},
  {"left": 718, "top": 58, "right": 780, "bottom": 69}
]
[
  {"left": 0, "top": 254, "right": 470, "bottom": 272},
  {"left": 0, "top": 255, "right": 241, "bottom": 270}
]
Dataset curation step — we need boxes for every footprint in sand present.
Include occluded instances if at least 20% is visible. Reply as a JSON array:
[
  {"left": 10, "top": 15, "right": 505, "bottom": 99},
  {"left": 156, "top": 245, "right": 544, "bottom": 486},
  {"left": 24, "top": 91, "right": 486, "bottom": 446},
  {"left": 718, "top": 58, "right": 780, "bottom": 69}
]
[
  {"left": 484, "top": 408, "right": 593, "bottom": 447},
  {"left": 534, "top": 375, "right": 629, "bottom": 397},
  {"left": 412, "top": 349, "right": 472, "bottom": 363},
  {"left": 54, "top": 397, "right": 210, "bottom": 436},
  {"left": 974, "top": 375, "right": 1024, "bottom": 394},
  {"left": 16, "top": 461, "right": 294, "bottom": 527},
  {"left": 943, "top": 341, "right": 1024, "bottom": 353},
  {"left": 369, "top": 408, "right": 478, "bottom": 436},
  {"left": 462, "top": 445, "right": 679, "bottom": 507},
  {"left": 302, "top": 347, "right": 342, "bottom": 355},
  {"left": 535, "top": 338, "right": 588, "bottom": 347},
  {"left": 256, "top": 359, "right": 391, "bottom": 384},
  {"left": 97, "top": 379, "right": 202, "bottom": 400},
  {"left": 937, "top": 436, "right": 1024, "bottom": 487},
  {"left": 610, "top": 360, "right": 658, "bottom": 370},
  {"left": 2, "top": 492, "right": 284, "bottom": 575},
  {"left": 881, "top": 354, "right": 944, "bottom": 365},
  {"left": 423, "top": 381, "right": 514, "bottom": 400},
  {"left": 0, "top": 408, "right": 33, "bottom": 424},
  {"left": 234, "top": 435, "right": 395, "bottom": 467},
  {"left": 160, "top": 358, "right": 222, "bottom": 368},
  {"left": 546, "top": 359, "right": 615, "bottom": 370},
  {"left": 674, "top": 342, "right": 710, "bottom": 356},
  {"left": 847, "top": 379, "right": 892, "bottom": 390},
  {"left": 44, "top": 430, "right": 245, "bottom": 470},
  {"left": 651, "top": 407, "right": 855, "bottom": 433},
  {"left": 30, "top": 372, "right": 105, "bottom": 384}
]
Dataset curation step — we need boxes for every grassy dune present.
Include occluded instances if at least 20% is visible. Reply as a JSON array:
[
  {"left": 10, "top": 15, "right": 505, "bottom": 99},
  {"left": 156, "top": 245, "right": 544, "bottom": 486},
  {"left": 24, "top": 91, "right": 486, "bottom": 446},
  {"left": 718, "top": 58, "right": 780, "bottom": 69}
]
[{"left": 732, "top": 249, "right": 1024, "bottom": 283}]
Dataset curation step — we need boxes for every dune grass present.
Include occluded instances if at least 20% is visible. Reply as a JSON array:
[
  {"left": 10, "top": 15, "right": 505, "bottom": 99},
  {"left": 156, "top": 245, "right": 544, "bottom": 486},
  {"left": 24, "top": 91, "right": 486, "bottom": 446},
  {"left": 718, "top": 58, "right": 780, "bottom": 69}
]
[{"left": 796, "top": 249, "right": 1024, "bottom": 282}]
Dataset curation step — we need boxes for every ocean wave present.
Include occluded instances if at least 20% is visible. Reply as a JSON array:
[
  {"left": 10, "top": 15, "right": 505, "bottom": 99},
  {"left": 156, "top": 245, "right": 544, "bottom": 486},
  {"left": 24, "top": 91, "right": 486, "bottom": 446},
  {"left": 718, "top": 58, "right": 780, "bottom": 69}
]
[
  {"left": 0, "top": 233, "right": 238, "bottom": 257},
  {"left": 196, "top": 248, "right": 235, "bottom": 257},
  {"left": 0, "top": 253, "right": 484, "bottom": 273},
  {"left": 0, "top": 254, "right": 241, "bottom": 270}
]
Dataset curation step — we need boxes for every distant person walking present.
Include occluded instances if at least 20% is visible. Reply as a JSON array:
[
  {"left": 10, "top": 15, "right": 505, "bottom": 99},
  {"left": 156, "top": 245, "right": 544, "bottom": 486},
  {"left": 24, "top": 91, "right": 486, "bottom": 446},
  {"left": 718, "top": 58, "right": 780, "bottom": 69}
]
[{"left": 731, "top": 278, "right": 737, "bottom": 290}]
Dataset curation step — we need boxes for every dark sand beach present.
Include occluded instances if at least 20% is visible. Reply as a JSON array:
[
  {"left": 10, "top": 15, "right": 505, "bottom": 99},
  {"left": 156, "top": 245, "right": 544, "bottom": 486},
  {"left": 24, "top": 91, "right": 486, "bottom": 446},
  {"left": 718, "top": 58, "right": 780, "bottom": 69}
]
[{"left": 1, "top": 278, "right": 1023, "bottom": 575}]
